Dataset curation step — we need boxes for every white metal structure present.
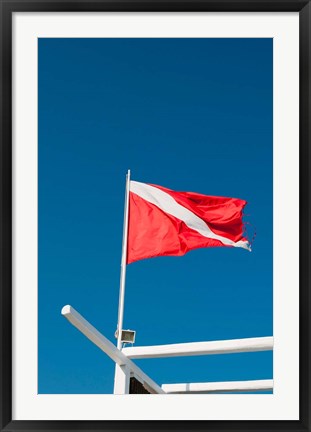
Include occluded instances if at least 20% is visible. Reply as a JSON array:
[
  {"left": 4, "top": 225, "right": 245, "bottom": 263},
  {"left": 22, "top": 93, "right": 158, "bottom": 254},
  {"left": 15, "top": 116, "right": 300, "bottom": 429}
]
[
  {"left": 162, "top": 379, "right": 273, "bottom": 394},
  {"left": 122, "top": 337, "right": 273, "bottom": 359},
  {"left": 61, "top": 305, "right": 164, "bottom": 394},
  {"left": 62, "top": 304, "right": 273, "bottom": 394}
]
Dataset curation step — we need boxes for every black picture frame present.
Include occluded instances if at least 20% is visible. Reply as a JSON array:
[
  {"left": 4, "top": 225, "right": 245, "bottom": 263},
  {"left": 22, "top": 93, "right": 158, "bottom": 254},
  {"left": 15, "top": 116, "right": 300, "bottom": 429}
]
[{"left": 1, "top": 1, "right": 310, "bottom": 431}]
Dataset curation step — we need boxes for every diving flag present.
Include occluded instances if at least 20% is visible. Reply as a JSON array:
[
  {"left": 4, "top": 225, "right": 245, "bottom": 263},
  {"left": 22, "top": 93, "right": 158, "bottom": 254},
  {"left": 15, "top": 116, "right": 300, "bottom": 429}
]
[{"left": 127, "top": 181, "right": 250, "bottom": 264}]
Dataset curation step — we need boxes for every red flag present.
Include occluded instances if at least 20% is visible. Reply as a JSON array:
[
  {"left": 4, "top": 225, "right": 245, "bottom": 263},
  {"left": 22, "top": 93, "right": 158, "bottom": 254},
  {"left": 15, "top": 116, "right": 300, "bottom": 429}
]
[{"left": 127, "top": 181, "right": 250, "bottom": 264}]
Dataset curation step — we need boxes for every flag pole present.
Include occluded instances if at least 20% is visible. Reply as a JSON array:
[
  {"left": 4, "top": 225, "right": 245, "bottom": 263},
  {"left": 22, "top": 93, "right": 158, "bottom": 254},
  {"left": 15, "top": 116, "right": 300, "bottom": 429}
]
[{"left": 116, "top": 169, "right": 131, "bottom": 349}]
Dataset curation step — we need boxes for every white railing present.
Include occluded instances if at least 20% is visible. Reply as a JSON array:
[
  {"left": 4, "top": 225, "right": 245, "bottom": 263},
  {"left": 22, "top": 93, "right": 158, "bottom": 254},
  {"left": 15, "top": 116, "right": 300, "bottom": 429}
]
[
  {"left": 122, "top": 337, "right": 273, "bottom": 359},
  {"left": 61, "top": 305, "right": 164, "bottom": 394},
  {"left": 162, "top": 379, "right": 273, "bottom": 394},
  {"left": 62, "top": 305, "right": 273, "bottom": 395}
]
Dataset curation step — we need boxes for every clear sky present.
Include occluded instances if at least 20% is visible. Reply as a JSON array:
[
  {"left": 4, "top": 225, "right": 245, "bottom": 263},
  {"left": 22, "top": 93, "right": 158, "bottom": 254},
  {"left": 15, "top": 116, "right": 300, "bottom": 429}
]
[{"left": 38, "top": 38, "right": 273, "bottom": 394}]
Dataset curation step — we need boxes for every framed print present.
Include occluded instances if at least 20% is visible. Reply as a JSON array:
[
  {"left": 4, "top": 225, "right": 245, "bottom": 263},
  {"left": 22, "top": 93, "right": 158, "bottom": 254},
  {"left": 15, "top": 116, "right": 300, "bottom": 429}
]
[{"left": 1, "top": 1, "right": 310, "bottom": 431}]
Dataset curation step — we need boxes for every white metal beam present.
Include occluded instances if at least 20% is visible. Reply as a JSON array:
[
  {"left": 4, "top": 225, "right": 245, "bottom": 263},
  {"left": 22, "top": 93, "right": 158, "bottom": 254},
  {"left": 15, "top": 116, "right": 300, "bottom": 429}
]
[
  {"left": 162, "top": 379, "right": 273, "bottom": 394},
  {"left": 114, "top": 364, "right": 130, "bottom": 395},
  {"left": 122, "top": 336, "right": 273, "bottom": 359},
  {"left": 61, "top": 305, "right": 165, "bottom": 394}
]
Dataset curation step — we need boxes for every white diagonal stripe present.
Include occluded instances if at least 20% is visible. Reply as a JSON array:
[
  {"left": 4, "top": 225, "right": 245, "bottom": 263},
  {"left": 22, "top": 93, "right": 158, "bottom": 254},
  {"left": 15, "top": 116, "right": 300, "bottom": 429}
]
[{"left": 130, "top": 181, "right": 250, "bottom": 250}]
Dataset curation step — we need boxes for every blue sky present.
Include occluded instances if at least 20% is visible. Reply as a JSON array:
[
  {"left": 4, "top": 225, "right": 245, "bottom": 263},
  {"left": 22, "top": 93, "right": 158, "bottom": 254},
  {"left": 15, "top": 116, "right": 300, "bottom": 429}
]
[{"left": 38, "top": 38, "right": 273, "bottom": 394}]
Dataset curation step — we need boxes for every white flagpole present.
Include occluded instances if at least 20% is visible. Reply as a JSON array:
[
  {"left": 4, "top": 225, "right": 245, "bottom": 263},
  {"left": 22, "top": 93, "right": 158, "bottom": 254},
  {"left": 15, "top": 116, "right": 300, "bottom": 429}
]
[{"left": 116, "top": 169, "right": 131, "bottom": 350}]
